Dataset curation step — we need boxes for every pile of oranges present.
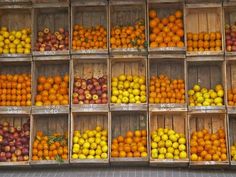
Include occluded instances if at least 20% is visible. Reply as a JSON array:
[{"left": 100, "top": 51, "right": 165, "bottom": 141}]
[
  {"left": 0, "top": 74, "right": 31, "bottom": 106},
  {"left": 149, "top": 9, "right": 184, "bottom": 48},
  {"left": 187, "top": 32, "right": 222, "bottom": 52},
  {"left": 110, "top": 19, "right": 145, "bottom": 49},
  {"left": 111, "top": 130, "right": 148, "bottom": 158},
  {"left": 227, "top": 88, "right": 236, "bottom": 106},
  {"left": 190, "top": 128, "right": 227, "bottom": 162},
  {"left": 149, "top": 75, "right": 185, "bottom": 104},
  {"left": 32, "top": 131, "right": 68, "bottom": 161},
  {"left": 35, "top": 74, "right": 69, "bottom": 106},
  {"left": 72, "top": 24, "right": 107, "bottom": 50}
]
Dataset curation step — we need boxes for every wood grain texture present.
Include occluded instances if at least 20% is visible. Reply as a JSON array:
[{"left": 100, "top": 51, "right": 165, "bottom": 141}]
[
  {"left": 110, "top": 4, "right": 145, "bottom": 27},
  {"left": 187, "top": 61, "right": 223, "bottom": 90},
  {"left": 111, "top": 111, "right": 147, "bottom": 139},
  {"left": 0, "top": 9, "right": 31, "bottom": 31},
  {"left": 0, "top": 61, "right": 31, "bottom": 75}
]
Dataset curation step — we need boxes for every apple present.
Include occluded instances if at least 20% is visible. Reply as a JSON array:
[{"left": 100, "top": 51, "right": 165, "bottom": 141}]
[
  {"left": 85, "top": 93, "right": 92, "bottom": 100},
  {"left": 78, "top": 95, "right": 85, "bottom": 101},
  {"left": 73, "top": 93, "right": 79, "bottom": 98},
  {"left": 93, "top": 94, "right": 99, "bottom": 100}
]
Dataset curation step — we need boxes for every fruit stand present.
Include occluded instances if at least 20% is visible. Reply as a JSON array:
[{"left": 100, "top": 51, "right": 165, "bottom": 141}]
[{"left": 1, "top": 0, "right": 236, "bottom": 170}]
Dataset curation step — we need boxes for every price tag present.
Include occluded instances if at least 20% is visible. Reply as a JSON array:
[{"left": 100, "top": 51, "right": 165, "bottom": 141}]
[
  {"left": 7, "top": 107, "right": 22, "bottom": 114},
  {"left": 44, "top": 106, "right": 60, "bottom": 114}
]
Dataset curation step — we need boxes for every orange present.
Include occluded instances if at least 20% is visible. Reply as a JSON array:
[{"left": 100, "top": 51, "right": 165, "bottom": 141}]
[
  {"left": 133, "top": 151, "right": 141, "bottom": 157},
  {"left": 175, "top": 10, "right": 183, "bottom": 18},
  {"left": 161, "top": 18, "right": 169, "bottom": 25},
  {"left": 149, "top": 10, "right": 157, "bottom": 19},
  {"left": 117, "top": 136, "right": 124, "bottom": 143},
  {"left": 111, "top": 150, "right": 119, "bottom": 157},
  {"left": 126, "top": 131, "right": 134, "bottom": 138},
  {"left": 149, "top": 20, "right": 157, "bottom": 28},
  {"left": 38, "top": 76, "right": 46, "bottom": 84},
  {"left": 119, "top": 151, "right": 126, "bottom": 158},
  {"left": 134, "top": 130, "right": 141, "bottom": 137}
]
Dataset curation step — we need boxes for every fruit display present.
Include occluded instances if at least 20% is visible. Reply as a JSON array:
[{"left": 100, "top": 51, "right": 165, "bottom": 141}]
[
  {"left": 149, "top": 75, "right": 185, "bottom": 104},
  {"left": 227, "top": 88, "right": 236, "bottom": 106},
  {"left": 35, "top": 74, "right": 69, "bottom": 106},
  {"left": 72, "top": 75, "right": 108, "bottom": 104},
  {"left": 0, "top": 74, "right": 32, "bottom": 106},
  {"left": 111, "top": 130, "right": 148, "bottom": 158},
  {"left": 190, "top": 128, "right": 227, "bottom": 161},
  {"left": 151, "top": 128, "right": 187, "bottom": 160},
  {"left": 187, "top": 31, "right": 222, "bottom": 52},
  {"left": 110, "top": 19, "right": 145, "bottom": 49},
  {"left": 34, "top": 27, "right": 69, "bottom": 52},
  {"left": 72, "top": 25, "right": 107, "bottom": 50},
  {"left": 0, "top": 119, "right": 30, "bottom": 162},
  {"left": 225, "top": 23, "right": 236, "bottom": 52},
  {"left": 0, "top": 27, "right": 31, "bottom": 54},
  {"left": 111, "top": 74, "right": 146, "bottom": 104},
  {"left": 71, "top": 126, "right": 108, "bottom": 160},
  {"left": 188, "top": 84, "right": 224, "bottom": 107},
  {"left": 32, "top": 131, "right": 68, "bottom": 161},
  {"left": 149, "top": 10, "right": 184, "bottom": 48},
  {"left": 230, "top": 144, "right": 236, "bottom": 161}
]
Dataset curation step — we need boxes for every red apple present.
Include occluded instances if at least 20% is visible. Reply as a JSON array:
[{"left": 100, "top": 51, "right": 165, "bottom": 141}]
[{"left": 85, "top": 93, "right": 92, "bottom": 100}]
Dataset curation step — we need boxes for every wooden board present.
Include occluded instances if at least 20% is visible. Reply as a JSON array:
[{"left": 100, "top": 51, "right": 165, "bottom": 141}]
[
  {"left": 72, "top": 6, "right": 107, "bottom": 29},
  {"left": 32, "top": 0, "right": 68, "bottom": 3},
  {"left": 110, "top": 4, "right": 145, "bottom": 28},
  {"left": 70, "top": 112, "right": 110, "bottom": 165},
  {"left": 0, "top": 8, "right": 31, "bottom": 31},
  {"left": 188, "top": 113, "right": 229, "bottom": 166},
  {"left": 30, "top": 114, "right": 69, "bottom": 165},
  {"left": 187, "top": 61, "right": 223, "bottom": 90},
  {"left": 0, "top": 61, "right": 31, "bottom": 75},
  {"left": 149, "top": 59, "right": 185, "bottom": 81}
]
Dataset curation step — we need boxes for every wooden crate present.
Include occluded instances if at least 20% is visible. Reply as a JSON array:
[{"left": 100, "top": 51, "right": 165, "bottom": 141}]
[
  {"left": 148, "top": 56, "right": 187, "bottom": 111},
  {"left": 71, "top": 1, "right": 108, "bottom": 54},
  {"left": 32, "top": 59, "right": 70, "bottom": 114},
  {"left": 223, "top": 3, "right": 236, "bottom": 56},
  {"left": 32, "top": 6, "right": 70, "bottom": 56},
  {"left": 30, "top": 113, "right": 69, "bottom": 165},
  {"left": 110, "top": 56, "right": 148, "bottom": 111},
  {"left": 0, "top": 5, "right": 32, "bottom": 58},
  {"left": 109, "top": 1, "right": 147, "bottom": 54},
  {"left": 0, "top": 60, "right": 32, "bottom": 114},
  {"left": 188, "top": 113, "right": 229, "bottom": 167},
  {"left": 71, "top": 56, "right": 109, "bottom": 112},
  {"left": 228, "top": 114, "right": 236, "bottom": 166},
  {"left": 185, "top": 4, "right": 224, "bottom": 56},
  {"left": 0, "top": 0, "right": 31, "bottom": 4},
  {"left": 149, "top": 111, "right": 189, "bottom": 167},
  {"left": 70, "top": 112, "right": 110, "bottom": 166},
  {"left": 110, "top": 111, "right": 149, "bottom": 166},
  {"left": 148, "top": 2, "right": 185, "bottom": 53},
  {"left": 187, "top": 61, "right": 226, "bottom": 112},
  {"left": 226, "top": 60, "right": 236, "bottom": 113},
  {"left": 0, "top": 114, "right": 30, "bottom": 166}
]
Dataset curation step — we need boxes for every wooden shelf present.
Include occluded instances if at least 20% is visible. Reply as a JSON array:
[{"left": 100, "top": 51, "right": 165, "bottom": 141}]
[
  {"left": 110, "top": 103, "right": 148, "bottom": 111},
  {"left": 110, "top": 157, "right": 149, "bottom": 166},
  {"left": 32, "top": 105, "right": 69, "bottom": 114},
  {"left": 71, "top": 49, "right": 108, "bottom": 55},
  {"left": 188, "top": 106, "right": 226, "bottom": 114},
  {"left": 32, "top": 51, "right": 70, "bottom": 57},
  {"left": 0, "top": 161, "right": 29, "bottom": 167},
  {"left": 70, "top": 159, "right": 109, "bottom": 166},
  {"left": 30, "top": 160, "right": 69, "bottom": 166},
  {"left": 0, "top": 106, "right": 31, "bottom": 114},
  {"left": 149, "top": 104, "right": 187, "bottom": 112},
  {"left": 33, "top": 55, "right": 70, "bottom": 61},
  {"left": 150, "top": 159, "right": 189, "bottom": 167},
  {"left": 71, "top": 104, "right": 108, "bottom": 112}
]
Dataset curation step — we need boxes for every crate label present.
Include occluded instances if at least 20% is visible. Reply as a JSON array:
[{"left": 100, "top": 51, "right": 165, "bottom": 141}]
[
  {"left": 7, "top": 107, "right": 22, "bottom": 113},
  {"left": 44, "top": 106, "right": 60, "bottom": 114}
]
